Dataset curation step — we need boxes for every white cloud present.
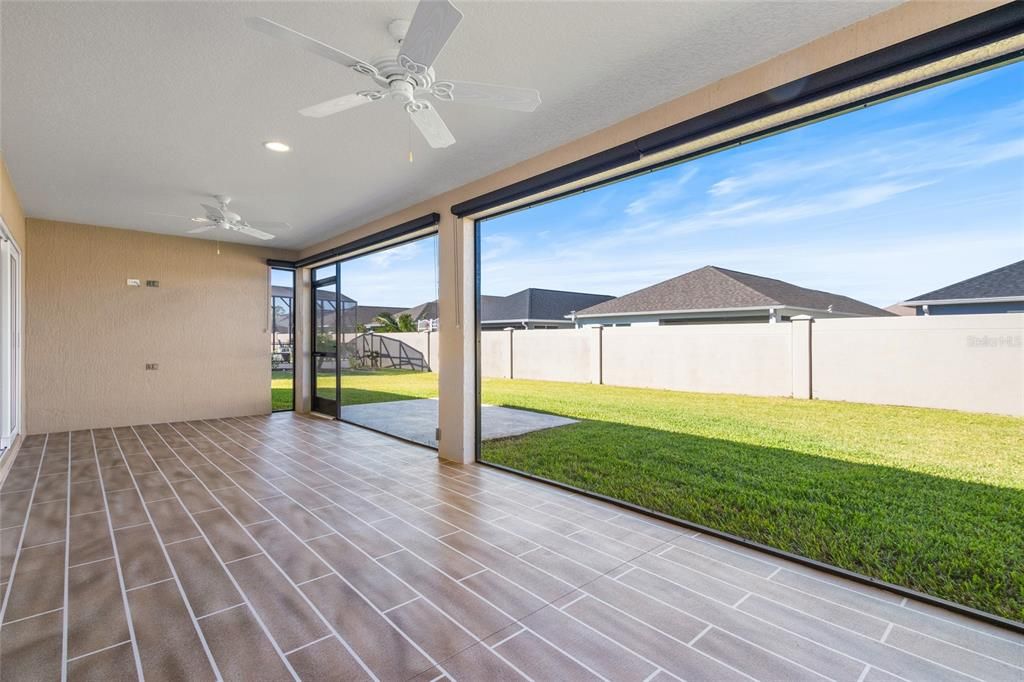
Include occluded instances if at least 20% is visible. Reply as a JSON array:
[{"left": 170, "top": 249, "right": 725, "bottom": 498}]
[
  {"left": 481, "top": 234, "right": 520, "bottom": 262},
  {"left": 625, "top": 167, "right": 698, "bottom": 215}
]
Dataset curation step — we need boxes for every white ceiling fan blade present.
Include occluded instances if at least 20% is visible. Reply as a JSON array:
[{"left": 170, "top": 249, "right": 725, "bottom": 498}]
[
  {"left": 409, "top": 104, "right": 455, "bottom": 149},
  {"left": 234, "top": 225, "right": 276, "bottom": 241},
  {"left": 247, "top": 221, "right": 292, "bottom": 232},
  {"left": 442, "top": 81, "right": 541, "bottom": 112},
  {"left": 187, "top": 223, "right": 219, "bottom": 234},
  {"left": 246, "top": 17, "right": 376, "bottom": 75},
  {"left": 299, "top": 93, "right": 377, "bottom": 118},
  {"left": 200, "top": 203, "right": 225, "bottom": 220},
  {"left": 399, "top": 0, "right": 463, "bottom": 72}
]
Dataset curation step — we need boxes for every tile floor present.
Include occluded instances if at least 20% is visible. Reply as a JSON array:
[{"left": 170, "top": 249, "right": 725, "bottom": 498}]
[{"left": 0, "top": 413, "right": 1021, "bottom": 681}]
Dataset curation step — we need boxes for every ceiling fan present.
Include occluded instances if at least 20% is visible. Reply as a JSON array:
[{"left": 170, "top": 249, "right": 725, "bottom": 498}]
[
  {"left": 246, "top": 0, "right": 541, "bottom": 149},
  {"left": 152, "top": 196, "right": 289, "bottom": 241}
]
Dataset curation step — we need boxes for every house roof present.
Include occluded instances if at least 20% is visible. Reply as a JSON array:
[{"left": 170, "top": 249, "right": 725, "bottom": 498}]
[
  {"left": 576, "top": 266, "right": 891, "bottom": 318},
  {"left": 396, "top": 289, "right": 614, "bottom": 325},
  {"left": 399, "top": 300, "right": 440, "bottom": 322},
  {"left": 884, "top": 303, "right": 917, "bottom": 317},
  {"left": 482, "top": 288, "right": 614, "bottom": 322},
  {"left": 356, "top": 306, "right": 405, "bottom": 327},
  {"left": 904, "top": 259, "right": 1024, "bottom": 304}
]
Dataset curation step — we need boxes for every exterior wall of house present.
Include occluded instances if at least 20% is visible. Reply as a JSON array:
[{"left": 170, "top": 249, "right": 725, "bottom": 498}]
[
  {"left": 476, "top": 314, "right": 1023, "bottom": 416},
  {"left": 916, "top": 302, "right": 1024, "bottom": 315},
  {"left": 24, "top": 219, "right": 297, "bottom": 433}
]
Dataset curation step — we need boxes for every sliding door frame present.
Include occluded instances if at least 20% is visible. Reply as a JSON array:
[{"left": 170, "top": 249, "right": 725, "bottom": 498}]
[
  {"left": 270, "top": 266, "right": 296, "bottom": 413},
  {"left": 0, "top": 218, "right": 22, "bottom": 452},
  {"left": 310, "top": 263, "right": 341, "bottom": 418}
]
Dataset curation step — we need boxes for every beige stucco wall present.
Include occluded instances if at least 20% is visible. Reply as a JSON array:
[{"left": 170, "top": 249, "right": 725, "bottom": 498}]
[
  {"left": 286, "top": 1, "right": 1003, "bottom": 461},
  {"left": 481, "top": 331, "right": 511, "bottom": 379},
  {"left": 1, "top": 155, "right": 26, "bottom": 250},
  {"left": 602, "top": 325, "right": 794, "bottom": 397},
  {"left": 812, "top": 314, "right": 1024, "bottom": 415},
  {"left": 475, "top": 317, "right": 1022, "bottom": 415},
  {"left": 512, "top": 329, "right": 592, "bottom": 383},
  {"left": 24, "top": 219, "right": 296, "bottom": 433}
]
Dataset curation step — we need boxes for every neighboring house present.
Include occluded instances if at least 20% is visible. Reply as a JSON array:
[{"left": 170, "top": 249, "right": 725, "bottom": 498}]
[
  {"left": 398, "top": 288, "right": 615, "bottom": 331},
  {"left": 481, "top": 288, "right": 615, "bottom": 330},
  {"left": 358, "top": 305, "right": 406, "bottom": 329},
  {"left": 574, "top": 265, "right": 892, "bottom": 326},
  {"left": 901, "top": 259, "right": 1024, "bottom": 315},
  {"left": 398, "top": 300, "right": 440, "bottom": 327},
  {"left": 884, "top": 303, "right": 917, "bottom": 316},
  {"left": 312, "top": 290, "right": 403, "bottom": 333}
]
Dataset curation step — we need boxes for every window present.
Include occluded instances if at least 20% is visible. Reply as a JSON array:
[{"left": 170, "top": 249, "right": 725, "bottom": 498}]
[{"left": 475, "top": 59, "right": 1024, "bottom": 621}]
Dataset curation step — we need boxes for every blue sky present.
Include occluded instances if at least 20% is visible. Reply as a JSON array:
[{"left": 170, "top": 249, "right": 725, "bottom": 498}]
[{"left": 336, "top": 60, "right": 1023, "bottom": 309}]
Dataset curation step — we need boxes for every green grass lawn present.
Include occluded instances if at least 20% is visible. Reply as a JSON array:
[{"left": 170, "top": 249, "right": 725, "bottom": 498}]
[
  {"left": 271, "top": 371, "right": 294, "bottom": 411},
  {"left": 272, "top": 369, "right": 1024, "bottom": 620},
  {"left": 272, "top": 368, "right": 439, "bottom": 411}
]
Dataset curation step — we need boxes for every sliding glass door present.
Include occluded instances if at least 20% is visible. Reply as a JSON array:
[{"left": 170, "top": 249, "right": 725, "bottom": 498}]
[
  {"left": 306, "top": 233, "right": 440, "bottom": 446},
  {"left": 0, "top": 230, "right": 21, "bottom": 452},
  {"left": 270, "top": 267, "right": 295, "bottom": 412},
  {"left": 311, "top": 264, "right": 340, "bottom": 417}
]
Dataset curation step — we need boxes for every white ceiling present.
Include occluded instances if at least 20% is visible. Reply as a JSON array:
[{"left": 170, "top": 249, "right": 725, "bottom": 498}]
[{"left": 1, "top": 1, "right": 898, "bottom": 250}]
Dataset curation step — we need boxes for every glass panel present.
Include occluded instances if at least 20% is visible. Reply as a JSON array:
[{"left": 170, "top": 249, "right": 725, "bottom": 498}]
[
  {"left": 314, "top": 281, "right": 338, "bottom": 354},
  {"left": 477, "top": 61, "right": 1024, "bottom": 621},
  {"left": 312, "top": 266, "right": 339, "bottom": 416},
  {"left": 9, "top": 252, "right": 17, "bottom": 431},
  {"left": 270, "top": 268, "right": 294, "bottom": 412},
  {"left": 337, "top": 234, "right": 440, "bottom": 448},
  {"left": 315, "top": 355, "right": 338, "bottom": 402}
]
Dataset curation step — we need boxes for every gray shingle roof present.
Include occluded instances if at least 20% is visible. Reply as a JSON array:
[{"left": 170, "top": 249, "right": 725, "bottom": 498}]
[
  {"left": 397, "top": 289, "right": 614, "bottom": 324},
  {"left": 576, "top": 266, "right": 891, "bottom": 317},
  {"left": 906, "top": 259, "right": 1024, "bottom": 303},
  {"left": 399, "top": 300, "right": 439, "bottom": 321},
  {"left": 482, "top": 288, "right": 614, "bottom": 321},
  {"left": 356, "top": 306, "right": 405, "bottom": 327}
]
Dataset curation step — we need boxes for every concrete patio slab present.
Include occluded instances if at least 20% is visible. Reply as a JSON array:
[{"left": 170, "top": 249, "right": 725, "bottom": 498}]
[{"left": 340, "top": 398, "right": 577, "bottom": 448}]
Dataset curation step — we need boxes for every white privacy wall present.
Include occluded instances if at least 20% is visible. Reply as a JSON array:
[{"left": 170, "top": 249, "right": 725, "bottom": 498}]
[
  {"left": 512, "top": 329, "right": 593, "bottom": 383},
  {"left": 811, "top": 314, "right": 1024, "bottom": 415},
  {"left": 474, "top": 314, "right": 1023, "bottom": 416},
  {"left": 601, "top": 325, "right": 793, "bottom": 396}
]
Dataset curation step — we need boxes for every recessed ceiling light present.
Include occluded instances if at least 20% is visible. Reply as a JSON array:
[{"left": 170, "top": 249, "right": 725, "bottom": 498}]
[
  {"left": 190, "top": 217, "right": 206, "bottom": 223},
  {"left": 263, "top": 141, "right": 290, "bottom": 152}
]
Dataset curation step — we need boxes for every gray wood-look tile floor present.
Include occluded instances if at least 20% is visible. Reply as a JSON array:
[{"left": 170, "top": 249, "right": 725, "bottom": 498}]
[{"left": 0, "top": 413, "right": 1021, "bottom": 681}]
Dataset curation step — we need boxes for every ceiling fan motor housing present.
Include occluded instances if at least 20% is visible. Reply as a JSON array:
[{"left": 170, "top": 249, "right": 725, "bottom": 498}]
[{"left": 363, "top": 52, "right": 441, "bottom": 106}]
